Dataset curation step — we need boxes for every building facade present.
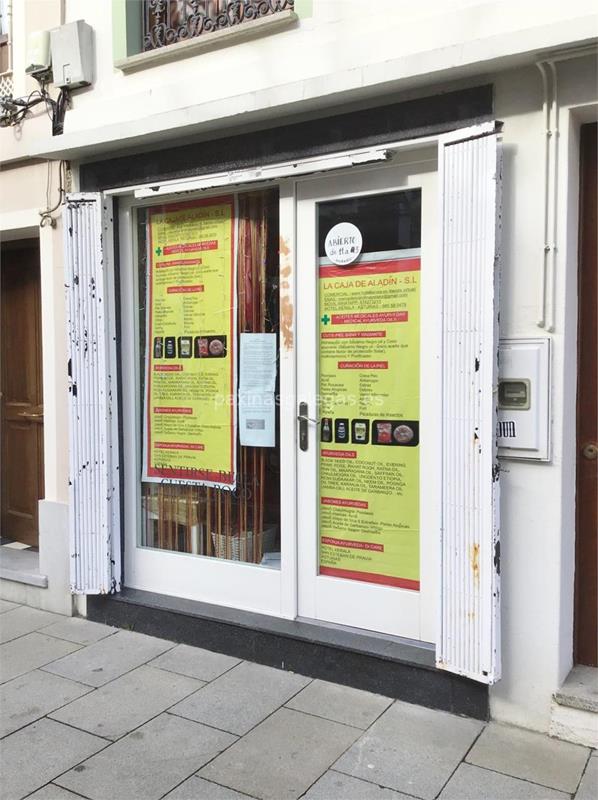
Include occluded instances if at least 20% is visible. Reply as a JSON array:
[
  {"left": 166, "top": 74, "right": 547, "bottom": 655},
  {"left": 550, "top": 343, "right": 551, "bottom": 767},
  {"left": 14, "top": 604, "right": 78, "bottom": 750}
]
[{"left": 1, "top": 0, "right": 596, "bottom": 744}]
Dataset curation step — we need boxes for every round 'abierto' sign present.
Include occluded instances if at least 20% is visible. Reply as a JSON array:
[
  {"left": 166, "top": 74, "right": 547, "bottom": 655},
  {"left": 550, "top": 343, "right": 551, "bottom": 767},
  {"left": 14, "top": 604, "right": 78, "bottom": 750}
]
[{"left": 325, "top": 222, "right": 363, "bottom": 266}]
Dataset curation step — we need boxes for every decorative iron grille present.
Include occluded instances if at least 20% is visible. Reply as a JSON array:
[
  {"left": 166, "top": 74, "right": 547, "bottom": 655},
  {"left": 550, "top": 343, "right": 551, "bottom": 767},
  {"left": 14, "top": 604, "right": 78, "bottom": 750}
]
[
  {"left": 0, "top": 0, "right": 13, "bottom": 94},
  {"left": 0, "top": 72, "right": 12, "bottom": 98},
  {"left": 143, "top": 0, "right": 295, "bottom": 51}
]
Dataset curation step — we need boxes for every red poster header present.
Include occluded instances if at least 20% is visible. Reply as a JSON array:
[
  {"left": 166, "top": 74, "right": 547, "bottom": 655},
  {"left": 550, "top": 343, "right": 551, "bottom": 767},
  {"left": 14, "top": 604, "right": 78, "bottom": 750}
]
[
  {"left": 332, "top": 311, "right": 407, "bottom": 325},
  {"left": 321, "top": 449, "right": 357, "bottom": 459},
  {"left": 321, "top": 330, "right": 386, "bottom": 339},
  {"left": 167, "top": 285, "right": 204, "bottom": 294},
  {"left": 163, "top": 241, "right": 218, "bottom": 255},
  {"left": 156, "top": 259, "right": 203, "bottom": 268},
  {"left": 321, "top": 537, "right": 383, "bottom": 552},
  {"left": 338, "top": 361, "right": 388, "bottom": 370},
  {"left": 155, "top": 442, "right": 205, "bottom": 451},
  {"left": 321, "top": 497, "right": 369, "bottom": 509},
  {"left": 319, "top": 256, "right": 420, "bottom": 278}
]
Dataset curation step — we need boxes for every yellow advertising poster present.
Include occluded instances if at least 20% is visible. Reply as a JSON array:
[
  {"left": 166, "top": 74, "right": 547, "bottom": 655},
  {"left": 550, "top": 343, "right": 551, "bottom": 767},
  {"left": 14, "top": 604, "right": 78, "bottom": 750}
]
[
  {"left": 318, "top": 252, "right": 420, "bottom": 589},
  {"left": 143, "top": 196, "right": 236, "bottom": 487}
]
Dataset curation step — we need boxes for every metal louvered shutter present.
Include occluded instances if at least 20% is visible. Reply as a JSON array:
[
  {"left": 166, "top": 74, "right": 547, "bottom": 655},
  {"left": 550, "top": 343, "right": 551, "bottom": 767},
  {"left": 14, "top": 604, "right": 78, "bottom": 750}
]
[
  {"left": 436, "top": 123, "right": 502, "bottom": 683},
  {"left": 64, "top": 193, "right": 121, "bottom": 594}
]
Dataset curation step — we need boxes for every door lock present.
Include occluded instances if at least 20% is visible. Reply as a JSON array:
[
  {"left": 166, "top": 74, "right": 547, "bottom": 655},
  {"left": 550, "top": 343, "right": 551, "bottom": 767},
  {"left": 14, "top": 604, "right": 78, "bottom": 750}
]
[{"left": 582, "top": 442, "right": 598, "bottom": 461}]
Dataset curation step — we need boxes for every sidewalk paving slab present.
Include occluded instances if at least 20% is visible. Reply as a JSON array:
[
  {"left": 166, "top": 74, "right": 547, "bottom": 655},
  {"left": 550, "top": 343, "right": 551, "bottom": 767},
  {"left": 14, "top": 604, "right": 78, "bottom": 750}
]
[
  {"left": 0, "top": 718, "right": 106, "bottom": 800},
  {"left": 0, "top": 669, "right": 91, "bottom": 738},
  {"left": 55, "top": 712, "right": 237, "bottom": 800},
  {"left": 150, "top": 642, "right": 241, "bottom": 682},
  {"left": 333, "top": 699, "right": 484, "bottom": 800},
  {"left": 170, "top": 660, "right": 311, "bottom": 735},
  {"left": 466, "top": 722, "right": 590, "bottom": 794},
  {"left": 0, "top": 600, "right": 20, "bottom": 614},
  {"left": 303, "top": 770, "right": 414, "bottom": 799},
  {"left": 0, "top": 607, "right": 62, "bottom": 644},
  {"left": 49, "top": 664, "right": 204, "bottom": 740},
  {"left": 41, "top": 617, "right": 117, "bottom": 646},
  {"left": 439, "top": 763, "right": 571, "bottom": 799},
  {"left": 42, "top": 629, "right": 174, "bottom": 687},
  {"left": 163, "top": 776, "right": 256, "bottom": 799},
  {"left": 0, "top": 604, "right": 591, "bottom": 800},
  {"left": 285, "top": 679, "right": 393, "bottom": 729},
  {"left": 573, "top": 751, "right": 598, "bottom": 800},
  {"left": 0, "top": 633, "right": 81, "bottom": 684},
  {"left": 23, "top": 785, "right": 89, "bottom": 800},
  {"left": 199, "top": 706, "right": 361, "bottom": 800}
]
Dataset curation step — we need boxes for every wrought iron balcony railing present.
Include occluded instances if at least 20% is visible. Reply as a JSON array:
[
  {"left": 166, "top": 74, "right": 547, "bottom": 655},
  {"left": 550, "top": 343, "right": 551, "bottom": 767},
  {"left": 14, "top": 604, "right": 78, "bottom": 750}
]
[{"left": 143, "top": 0, "right": 295, "bottom": 52}]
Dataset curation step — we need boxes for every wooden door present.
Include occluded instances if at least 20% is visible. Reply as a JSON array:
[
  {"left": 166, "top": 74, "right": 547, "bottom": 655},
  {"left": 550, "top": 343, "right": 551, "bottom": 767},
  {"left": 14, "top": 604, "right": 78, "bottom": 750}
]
[
  {"left": 574, "top": 123, "right": 598, "bottom": 667},
  {"left": 0, "top": 241, "right": 44, "bottom": 546}
]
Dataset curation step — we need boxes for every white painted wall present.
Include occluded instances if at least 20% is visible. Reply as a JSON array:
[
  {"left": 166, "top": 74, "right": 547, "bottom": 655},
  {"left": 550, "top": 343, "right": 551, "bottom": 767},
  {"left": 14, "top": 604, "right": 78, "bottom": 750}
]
[
  {"left": 1, "top": 0, "right": 597, "bottom": 161},
  {"left": 491, "top": 55, "right": 598, "bottom": 731},
  {"left": 0, "top": 163, "right": 72, "bottom": 614},
  {"left": 0, "top": 0, "right": 69, "bottom": 507},
  {"left": 58, "top": 0, "right": 598, "bottom": 128},
  {"left": 0, "top": 162, "right": 69, "bottom": 503},
  {"left": 1, "top": 0, "right": 71, "bottom": 612}
]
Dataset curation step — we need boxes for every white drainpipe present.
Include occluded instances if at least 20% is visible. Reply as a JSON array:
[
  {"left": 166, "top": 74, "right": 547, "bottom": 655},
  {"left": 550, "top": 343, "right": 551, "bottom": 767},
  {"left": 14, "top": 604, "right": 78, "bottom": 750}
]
[{"left": 536, "top": 44, "right": 597, "bottom": 333}]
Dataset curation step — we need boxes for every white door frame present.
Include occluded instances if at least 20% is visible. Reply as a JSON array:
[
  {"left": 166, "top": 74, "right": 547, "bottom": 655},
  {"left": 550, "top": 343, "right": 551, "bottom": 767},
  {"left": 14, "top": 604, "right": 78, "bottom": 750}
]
[
  {"left": 294, "top": 156, "right": 441, "bottom": 643},
  {"left": 116, "top": 140, "right": 442, "bottom": 630}
]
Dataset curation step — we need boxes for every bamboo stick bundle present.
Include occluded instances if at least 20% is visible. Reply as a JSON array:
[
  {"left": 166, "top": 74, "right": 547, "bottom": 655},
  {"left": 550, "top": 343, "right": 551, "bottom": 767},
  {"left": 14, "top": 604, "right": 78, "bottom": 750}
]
[
  {"left": 206, "top": 487, "right": 212, "bottom": 557},
  {"left": 158, "top": 485, "right": 165, "bottom": 550},
  {"left": 217, "top": 489, "right": 223, "bottom": 559},
  {"left": 189, "top": 487, "right": 194, "bottom": 553},
  {"left": 258, "top": 195, "right": 268, "bottom": 563},
  {"left": 166, "top": 484, "right": 172, "bottom": 551},
  {"left": 225, "top": 490, "right": 232, "bottom": 556}
]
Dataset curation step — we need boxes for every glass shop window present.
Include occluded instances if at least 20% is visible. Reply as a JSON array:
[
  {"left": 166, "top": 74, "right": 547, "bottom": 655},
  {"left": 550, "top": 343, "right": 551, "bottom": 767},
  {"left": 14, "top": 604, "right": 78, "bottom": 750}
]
[{"left": 136, "top": 190, "right": 281, "bottom": 568}]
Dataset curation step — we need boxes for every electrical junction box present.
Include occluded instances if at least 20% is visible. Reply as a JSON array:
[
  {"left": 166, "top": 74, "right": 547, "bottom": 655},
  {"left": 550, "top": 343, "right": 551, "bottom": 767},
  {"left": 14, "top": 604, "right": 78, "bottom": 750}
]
[
  {"left": 497, "top": 338, "right": 551, "bottom": 461},
  {"left": 50, "top": 20, "right": 93, "bottom": 89}
]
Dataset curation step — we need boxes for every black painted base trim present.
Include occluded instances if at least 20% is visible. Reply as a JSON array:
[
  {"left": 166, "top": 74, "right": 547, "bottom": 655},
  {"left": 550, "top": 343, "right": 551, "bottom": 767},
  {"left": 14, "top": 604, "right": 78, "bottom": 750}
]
[{"left": 87, "top": 588, "right": 488, "bottom": 720}]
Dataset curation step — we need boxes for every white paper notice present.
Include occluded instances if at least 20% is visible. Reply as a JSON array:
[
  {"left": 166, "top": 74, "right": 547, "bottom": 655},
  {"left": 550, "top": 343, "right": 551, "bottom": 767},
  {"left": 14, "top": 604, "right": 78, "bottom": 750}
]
[{"left": 239, "top": 333, "right": 277, "bottom": 447}]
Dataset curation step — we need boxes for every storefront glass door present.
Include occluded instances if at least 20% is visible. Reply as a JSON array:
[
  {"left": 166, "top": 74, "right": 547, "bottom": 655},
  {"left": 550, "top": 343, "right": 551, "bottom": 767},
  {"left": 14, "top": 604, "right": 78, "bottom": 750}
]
[
  {"left": 119, "top": 188, "right": 295, "bottom": 615},
  {"left": 119, "top": 156, "right": 439, "bottom": 635},
  {"left": 296, "top": 160, "right": 440, "bottom": 642}
]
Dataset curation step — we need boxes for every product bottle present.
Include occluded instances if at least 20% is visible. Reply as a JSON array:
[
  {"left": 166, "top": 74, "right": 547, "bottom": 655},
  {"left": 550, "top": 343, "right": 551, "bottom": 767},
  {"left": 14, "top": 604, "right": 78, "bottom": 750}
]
[
  {"left": 165, "top": 337, "right": 176, "bottom": 358},
  {"left": 335, "top": 419, "right": 349, "bottom": 443}
]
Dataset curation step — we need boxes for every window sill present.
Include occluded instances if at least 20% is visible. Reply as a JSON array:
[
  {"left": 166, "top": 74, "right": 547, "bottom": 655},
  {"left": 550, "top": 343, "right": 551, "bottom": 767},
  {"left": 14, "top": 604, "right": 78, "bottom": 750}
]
[{"left": 115, "top": 10, "right": 298, "bottom": 74}]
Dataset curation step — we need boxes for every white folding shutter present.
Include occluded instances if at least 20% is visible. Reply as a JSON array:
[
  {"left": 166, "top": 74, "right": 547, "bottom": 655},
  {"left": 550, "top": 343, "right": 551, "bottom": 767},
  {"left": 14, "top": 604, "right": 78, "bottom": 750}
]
[
  {"left": 436, "top": 123, "right": 501, "bottom": 683},
  {"left": 64, "top": 193, "right": 121, "bottom": 594}
]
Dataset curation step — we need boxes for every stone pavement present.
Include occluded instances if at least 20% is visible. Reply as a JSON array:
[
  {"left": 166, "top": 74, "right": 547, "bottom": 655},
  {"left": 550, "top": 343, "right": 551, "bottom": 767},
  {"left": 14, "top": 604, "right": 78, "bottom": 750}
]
[{"left": 0, "top": 601, "right": 596, "bottom": 800}]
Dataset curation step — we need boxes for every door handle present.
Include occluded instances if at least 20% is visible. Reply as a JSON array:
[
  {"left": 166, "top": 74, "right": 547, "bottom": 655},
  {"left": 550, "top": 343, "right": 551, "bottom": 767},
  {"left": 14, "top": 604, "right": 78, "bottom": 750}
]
[
  {"left": 298, "top": 402, "right": 313, "bottom": 451},
  {"left": 297, "top": 412, "right": 320, "bottom": 425},
  {"left": 18, "top": 411, "right": 43, "bottom": 420},
  {"left": 582, "top": 442, "right": 598, "bottom": 460}
]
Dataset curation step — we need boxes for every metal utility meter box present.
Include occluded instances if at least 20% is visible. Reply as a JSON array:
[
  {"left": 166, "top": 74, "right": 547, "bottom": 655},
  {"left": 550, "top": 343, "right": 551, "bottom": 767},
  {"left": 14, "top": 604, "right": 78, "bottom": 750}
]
[
  {"left": 50, "top": 20, "right": 93, "bottom": 89},
  {"left": 497, "top": 338, "right": 551, "bottom": 461}
]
